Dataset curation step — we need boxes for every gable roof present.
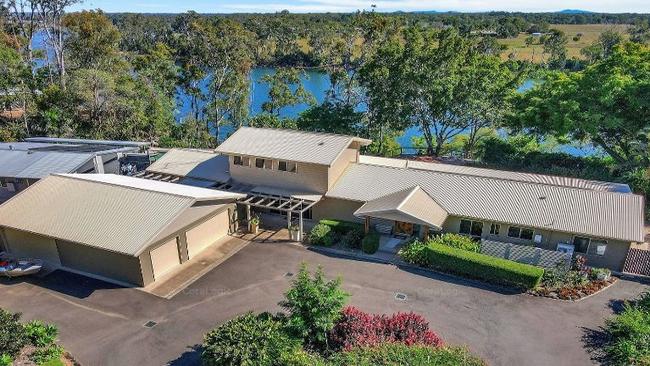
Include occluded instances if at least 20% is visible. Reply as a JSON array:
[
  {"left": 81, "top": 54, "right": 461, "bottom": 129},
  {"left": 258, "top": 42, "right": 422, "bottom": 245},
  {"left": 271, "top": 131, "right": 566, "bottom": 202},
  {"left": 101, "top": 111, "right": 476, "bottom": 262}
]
[
  {"left": 358, "top": 155, "right": 632, "bottom": 193},
  {"left": 145, "top": 149, "right": 230, "bottom": 184},
  {"left": 0, "top": 150, "right": 95, "bottom": 179},
  {"left": 0, "top": 174, "right": 244, "bottom": 256},
  {"left": 354, "top": 186, "right": 448, "bottom": 230},
  {"left": 215, "top": 127, "right": 372, "bottom": 166},
  {"left": 327, "top": 163, "right": 645, "bottom": 242}
]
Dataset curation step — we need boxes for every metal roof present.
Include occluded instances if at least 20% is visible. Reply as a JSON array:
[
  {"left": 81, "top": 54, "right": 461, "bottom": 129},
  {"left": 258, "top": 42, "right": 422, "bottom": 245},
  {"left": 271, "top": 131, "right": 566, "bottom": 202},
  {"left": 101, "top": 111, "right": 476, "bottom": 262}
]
[
  {"left": 215, "top": 127, "right": 372, "bottom": 166},
  {"left": 355, "top": 186, "right": 448, "bottom": 230},
  {"left": 327, "top": 163, "right": 645, "bottom": 242},
  {"left": 24, "top": 137, "right": 150, "bottom": 148},
  {"left": 0, "top": 142, "right": 57, "bottom": 151},
  {"left": 146, "top": 149, "right": 230, "bottom": 184},
  {"left": 0, "top": 174, "right": 242, "bottom": 256},
  {"left": 358, "top": 155, "right": 632, "bottom": 193},
  {"left": 0, "top": 150, "right": 95, "bottom": 179}
]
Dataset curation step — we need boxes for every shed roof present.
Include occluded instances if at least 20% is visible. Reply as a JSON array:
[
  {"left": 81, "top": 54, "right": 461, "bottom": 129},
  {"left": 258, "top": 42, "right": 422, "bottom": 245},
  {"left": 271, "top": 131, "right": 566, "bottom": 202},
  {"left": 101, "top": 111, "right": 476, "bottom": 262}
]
[
  {"left": 215, "top": 127, "right": 371, "bottom": 166},
  {"left": 146, "top": 149, "right": 230, "bottom": 184},
  {"left": 0, "top": 150, "right": 95, "bottom": 179},
  {"left": 0, "top": 174, "right": 244, "bottom": 256},
  {"left": 327, "top": 163, "right": 645, "bottom": 242},
  {"left": 354, "top": 186, "right": 448, "bottom": 230}
]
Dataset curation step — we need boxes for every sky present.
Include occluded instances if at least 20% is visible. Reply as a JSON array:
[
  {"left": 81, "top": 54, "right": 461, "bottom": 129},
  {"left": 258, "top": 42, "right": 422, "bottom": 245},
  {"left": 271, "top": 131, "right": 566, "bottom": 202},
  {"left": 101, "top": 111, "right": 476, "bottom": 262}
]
[{"left": 69, "top": 0, "right": 650, "bottom": 14}]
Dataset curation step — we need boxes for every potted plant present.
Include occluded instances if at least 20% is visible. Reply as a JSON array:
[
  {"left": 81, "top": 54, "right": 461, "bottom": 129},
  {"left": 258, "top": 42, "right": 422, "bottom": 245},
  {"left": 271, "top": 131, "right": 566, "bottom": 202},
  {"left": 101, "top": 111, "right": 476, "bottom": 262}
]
[
  {"left": 289, "top": 224, "right": 300, "bottom": 241},
  {"left": 249, "top": 216, "right": 260, "bottom": 234}
]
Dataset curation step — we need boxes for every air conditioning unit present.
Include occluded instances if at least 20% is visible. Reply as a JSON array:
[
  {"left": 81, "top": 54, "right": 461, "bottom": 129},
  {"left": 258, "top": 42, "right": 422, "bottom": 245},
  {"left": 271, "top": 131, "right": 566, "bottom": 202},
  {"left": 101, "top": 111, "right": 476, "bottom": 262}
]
[{"left": 556, "top": 242, "right": 575, "bottom": 256}]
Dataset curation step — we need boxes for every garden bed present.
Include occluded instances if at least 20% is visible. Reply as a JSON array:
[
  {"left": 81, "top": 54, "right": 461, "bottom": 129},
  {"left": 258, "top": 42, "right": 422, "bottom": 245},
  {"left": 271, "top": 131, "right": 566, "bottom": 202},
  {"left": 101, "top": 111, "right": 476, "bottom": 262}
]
[{"left": 529, "top": 277, "right": 617, "bottom": 301}]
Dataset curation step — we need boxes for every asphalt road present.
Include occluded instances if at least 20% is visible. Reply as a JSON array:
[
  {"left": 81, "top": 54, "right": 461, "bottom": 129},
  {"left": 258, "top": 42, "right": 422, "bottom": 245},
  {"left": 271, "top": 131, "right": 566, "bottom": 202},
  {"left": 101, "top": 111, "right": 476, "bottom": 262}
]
[{"left": 0, "top": 240, "right": 647, "bottom": 366}]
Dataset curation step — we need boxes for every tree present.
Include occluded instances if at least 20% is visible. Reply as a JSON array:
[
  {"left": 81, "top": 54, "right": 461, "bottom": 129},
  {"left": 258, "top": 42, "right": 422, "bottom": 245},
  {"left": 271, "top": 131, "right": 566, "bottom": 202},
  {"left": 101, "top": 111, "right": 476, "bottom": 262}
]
[
  {"left": 261, "top": 68, "right": 314, "bottom": 117},
  {"left": 541, "top": 29, "right": 568, "bottom": 69},
  {"left": 280, "top": 263, "right": 349, "bottom": 349},
  {"left": 63, "top": 10, "right": 121, "bottom": 71},
  {"left": 297, "top": 102, "right": 363, "bottom": 135},
  {"left": 508, "top": 42, "right": 650, "bottom": 169},
  {"left": 581, "top": 29, "right": 624, "bottom": 64}
]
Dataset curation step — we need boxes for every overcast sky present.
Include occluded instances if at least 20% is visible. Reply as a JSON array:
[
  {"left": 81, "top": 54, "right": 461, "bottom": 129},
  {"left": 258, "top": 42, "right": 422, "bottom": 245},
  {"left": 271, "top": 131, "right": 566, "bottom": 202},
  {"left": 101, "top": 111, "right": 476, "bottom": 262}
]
[{"left": 70, "top": 0, "right": 650, "bottom": 14}]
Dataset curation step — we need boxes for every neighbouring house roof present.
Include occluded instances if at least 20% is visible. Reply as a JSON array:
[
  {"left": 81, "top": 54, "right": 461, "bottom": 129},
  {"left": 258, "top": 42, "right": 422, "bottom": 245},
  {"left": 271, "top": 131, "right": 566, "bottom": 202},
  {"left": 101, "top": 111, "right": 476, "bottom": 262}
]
[
  {"left": 354, "top": 186, "right": 448, "bottom": 230},
  {"left": 0, "top": 174, "right": 245, "bottom": 256},
  {"left": 24, "top": 137, "right": 150, "bottom": 148},
  {"left": 0, "top": 150, "right": 95, "bottom": 179},
  {"left": 327, "top": 163, "right": 645, "bottom": 242},
  {"left": 145, "top": 149, "right": 230, "bottom": 185},
  {"left": 358, "top": 155, "right": 632, "bottom": 193},
  {"left": 215, "top": 127, "right": 372, "bottom": 166}
]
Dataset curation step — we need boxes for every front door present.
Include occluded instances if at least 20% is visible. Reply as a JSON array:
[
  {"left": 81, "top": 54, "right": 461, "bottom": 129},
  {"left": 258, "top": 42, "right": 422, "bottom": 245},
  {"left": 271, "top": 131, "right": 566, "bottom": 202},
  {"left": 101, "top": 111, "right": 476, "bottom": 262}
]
[{"left": 394, "top": 221, "right": 414, "bottom": 236}]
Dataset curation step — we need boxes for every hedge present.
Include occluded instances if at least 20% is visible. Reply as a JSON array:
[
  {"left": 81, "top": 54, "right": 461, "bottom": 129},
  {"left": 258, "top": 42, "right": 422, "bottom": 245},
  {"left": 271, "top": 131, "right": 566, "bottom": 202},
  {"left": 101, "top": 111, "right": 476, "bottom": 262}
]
[
  {"left": 308, "top": 224, "right": 335, "bottom": 246},
  {"left": 419, "top": 243, "right": 543, "bottom": 289},
  {"left": 361, "top": 232, "right": 380, "bottom": 254},
  {"left": 328, "top": 344, "right": 486, "bottom": 366},
  {"left": 318, "top": 219, "right": 363, "bottom": 234}
]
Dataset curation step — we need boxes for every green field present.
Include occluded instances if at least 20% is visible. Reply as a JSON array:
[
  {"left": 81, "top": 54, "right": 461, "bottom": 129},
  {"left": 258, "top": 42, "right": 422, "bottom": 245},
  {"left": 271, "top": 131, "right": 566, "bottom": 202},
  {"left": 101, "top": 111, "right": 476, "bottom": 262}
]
[{"left": 498, "top": 24, "right": 630, "bottom": 62}]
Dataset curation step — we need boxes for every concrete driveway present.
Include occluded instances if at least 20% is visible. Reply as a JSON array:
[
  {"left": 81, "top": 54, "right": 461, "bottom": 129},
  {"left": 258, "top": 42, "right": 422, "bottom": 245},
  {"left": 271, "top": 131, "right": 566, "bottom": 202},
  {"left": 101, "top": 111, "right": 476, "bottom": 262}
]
[{"left": 0, "top": 239, "right": 647, "bottom": 366}]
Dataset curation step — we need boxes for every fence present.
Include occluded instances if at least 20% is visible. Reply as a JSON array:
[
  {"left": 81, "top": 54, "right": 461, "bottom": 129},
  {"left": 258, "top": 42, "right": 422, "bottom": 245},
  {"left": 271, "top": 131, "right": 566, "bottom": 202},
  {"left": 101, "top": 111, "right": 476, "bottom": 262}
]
[
  {"left": 480, "top": 239, "right": 571, "bottom": 269},
  {"left": 623, "top": 248, "right": 650, "bottom": 277}
]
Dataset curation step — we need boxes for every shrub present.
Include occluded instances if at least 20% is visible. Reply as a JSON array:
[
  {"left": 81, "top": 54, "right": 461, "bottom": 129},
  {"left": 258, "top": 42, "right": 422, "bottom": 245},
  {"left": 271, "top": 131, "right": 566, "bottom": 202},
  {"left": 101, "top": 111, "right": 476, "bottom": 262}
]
[
  {"left": 589, "top": 267, "right": 611, "bottom": 281},
  {"left": 318, "top": 219, "right": 363, "bottom": 235},
  {"left": 30, "top": 344, "right": 64, "bottom": 365},
  {"left": 0, "top": 308, "right": 27, "bottom": 359},
  {"left": 202, "top": 312, "right": 300, "bottom": 366},
  {"left": 309, "top": 224, "right": 334, "bottom": 246},
  {"left": 407, "top": 243, "right": 544, "bottom": 289},
  {"left": 280, "top": 263, "right": 349, "bottom": 348},
  {"left": 430, "top": 233, "right": 480, "bottom": 252},
  {"left": 328, "top": 343, "right": 486, "bottom": 366},
  {"left": 604, "top": 305, "right": 650, "bottom": 366},
  {"left": 329, "top": 306, "right": 443, "bottom": 351},
  {"left": 636, "top": 291, "right": 650, "bottom": 311},
  {"left": 340, "top": 228, "right": 364, "bottom": 249},
  {"left": 25, "top": 320, "right": 58, "bottom": 347},
  {"left": 361, "top": 232, "right": 380, "bottom": 254},
  {"left": 0, "top": 354, "right": 12, "bottom": 366},
  {"left": 398, "top": 239, "right": 430, "bottom": 266}
]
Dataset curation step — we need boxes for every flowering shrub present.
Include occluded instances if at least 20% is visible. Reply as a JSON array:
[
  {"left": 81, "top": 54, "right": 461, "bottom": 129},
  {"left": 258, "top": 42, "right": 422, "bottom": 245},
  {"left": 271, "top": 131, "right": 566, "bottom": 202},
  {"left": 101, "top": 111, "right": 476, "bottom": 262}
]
[{"left": 328, "top": 306, "right": 443, "bottom": 351}]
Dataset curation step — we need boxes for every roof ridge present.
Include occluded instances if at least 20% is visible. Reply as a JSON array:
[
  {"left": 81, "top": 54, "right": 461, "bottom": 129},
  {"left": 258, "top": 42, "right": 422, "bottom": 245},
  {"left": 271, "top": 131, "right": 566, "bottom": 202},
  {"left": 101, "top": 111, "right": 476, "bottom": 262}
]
[
  {"left": 238, "top": 126, "right": 368, "bottom": 141},
  {"left": 355, "top": 162, "right": 641, "bottom": 198},
  {"left": 53, "top": 174, "right": 199, "bottom": 200}
]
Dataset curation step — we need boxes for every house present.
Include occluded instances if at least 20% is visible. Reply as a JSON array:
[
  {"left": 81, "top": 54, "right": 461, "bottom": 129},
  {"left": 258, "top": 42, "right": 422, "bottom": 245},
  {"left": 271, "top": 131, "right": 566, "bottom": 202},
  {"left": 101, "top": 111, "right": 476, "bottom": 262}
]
[
  {"left": 136, "top": 148, "right": 230, "bottom": 187},
  {"left": 0, "top": 174, "right": 244, "bottom": 286},
  {"left": 153, "top": 127, "right": 643, "bottom": 272},
  {"left": 0, "top": 138, "right": 150, "bottom": 202}
]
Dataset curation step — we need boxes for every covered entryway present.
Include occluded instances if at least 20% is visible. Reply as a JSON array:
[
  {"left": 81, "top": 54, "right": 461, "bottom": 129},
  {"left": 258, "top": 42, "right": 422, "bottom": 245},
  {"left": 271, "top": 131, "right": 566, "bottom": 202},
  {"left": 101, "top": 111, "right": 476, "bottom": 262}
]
[
  {"left": 2, "top": 229, "right": 61, "bottom": 266},
  {"left": 186, "top": 211, "right": 230, "bottom": 259},
  {"left": 150, "top": 237, "right": 181, "bottom": 280}
]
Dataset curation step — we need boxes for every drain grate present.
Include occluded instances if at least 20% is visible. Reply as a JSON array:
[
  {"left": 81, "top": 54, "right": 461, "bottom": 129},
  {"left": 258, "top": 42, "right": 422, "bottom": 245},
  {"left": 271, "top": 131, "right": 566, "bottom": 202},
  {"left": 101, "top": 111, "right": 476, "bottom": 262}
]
[
  {"left": 285, "top": 272, "right": 294, "bottom": 277},
  {"left": 395, "top": 292, "right": 408, "bottom": 301},
  {"left": 143, "top": 321, "right": 158, "bottom": 328}
]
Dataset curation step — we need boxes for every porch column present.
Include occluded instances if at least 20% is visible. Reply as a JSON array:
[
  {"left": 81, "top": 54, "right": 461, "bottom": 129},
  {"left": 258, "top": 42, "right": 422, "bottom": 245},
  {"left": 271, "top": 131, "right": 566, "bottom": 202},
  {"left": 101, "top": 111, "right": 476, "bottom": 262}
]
[
  {"left": 298, "top": 213, "right": 304, "bottom": 242},
  {"left": 422, "top": 226, "right": 430, "bottom": 241},
  {"left": 245, "top": 204, "right": 251, "bottom": 225},
  {"left": 287, "top": 210, "right": 292, "bottom": 228},
  {"left": 364, "top": 217, "right": 370, "bottom": 234}
]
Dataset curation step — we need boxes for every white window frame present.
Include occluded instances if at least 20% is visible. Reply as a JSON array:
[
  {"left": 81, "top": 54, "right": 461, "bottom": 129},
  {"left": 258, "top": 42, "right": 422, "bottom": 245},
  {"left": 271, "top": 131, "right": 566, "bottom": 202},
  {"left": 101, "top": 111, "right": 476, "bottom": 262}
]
[
  {"left": 571, "top": 236, "right": 607, "bottom": 256},
  {"left": 507, "top": 226, "right": 535, "bottom": 240},
  {"left": 459, "top": 219, "right": 483, "bottom": 237}
]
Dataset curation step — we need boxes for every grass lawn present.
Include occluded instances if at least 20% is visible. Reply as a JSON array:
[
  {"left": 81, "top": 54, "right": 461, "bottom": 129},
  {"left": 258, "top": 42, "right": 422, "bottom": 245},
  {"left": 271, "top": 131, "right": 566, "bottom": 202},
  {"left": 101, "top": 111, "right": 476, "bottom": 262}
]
[{"left": 498, "top": 23, "right": 630, "bottom": 62}]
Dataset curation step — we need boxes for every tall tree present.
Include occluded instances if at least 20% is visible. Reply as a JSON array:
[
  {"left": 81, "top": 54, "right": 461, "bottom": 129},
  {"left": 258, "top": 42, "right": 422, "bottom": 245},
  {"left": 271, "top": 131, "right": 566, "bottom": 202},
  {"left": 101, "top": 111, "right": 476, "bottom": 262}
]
[
  {"left": 541, "top": 29, "right": 568, "bottom": 69},
  {"left": 260, "top": 67, "right": 314, "bottom": 117},
  {"left": 63, "top": 10, "right": 121, "bottom": 71}
]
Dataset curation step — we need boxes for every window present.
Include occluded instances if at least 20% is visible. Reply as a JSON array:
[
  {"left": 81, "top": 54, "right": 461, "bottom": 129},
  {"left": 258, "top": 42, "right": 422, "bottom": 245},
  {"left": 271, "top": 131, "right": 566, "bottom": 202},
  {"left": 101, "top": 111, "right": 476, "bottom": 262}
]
[
  {"left": 278, "top": 160, "right": 297, "bottom": 173},
  {"left": 508, "top": 226, "right": 534, "bottom": 240},
  {"left": 489, "top": 223, "right": 500, "bottom": 235},
  {"left": 589, "top": 240, "right": 607, "bottom": 256},
  {"left": 572, "top": 237, "right": 607, "bottom": 256},
  {"left": 255, "top": 158, "right": 266, "bottom": 169},
  {"left": 233, "top": 156, "right": 243, "bottom": 166},
  {"left": 460, "top": 219, "right": 483, "bottom": 237},
  {"left": 572, "top": 236, "right": 590, "bottom": 253}
]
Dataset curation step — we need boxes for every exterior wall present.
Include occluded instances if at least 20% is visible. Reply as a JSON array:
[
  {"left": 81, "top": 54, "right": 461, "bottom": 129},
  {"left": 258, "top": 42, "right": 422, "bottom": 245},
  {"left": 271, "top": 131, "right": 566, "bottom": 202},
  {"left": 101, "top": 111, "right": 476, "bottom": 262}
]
[
  {"left": 56, "top": 239, "right": 145, "bottom": 286},
  {"left": 312, "top": 197, "right": 364, "bottom": 223},
  {"left": 443, "top": 216, "right": 632, "bottom": 271},
  {"left": 327, "top": 148, "right": 357, "bottom": 189},
  {"left": 2, "top": 228, "right": 61, "bottom": 266},
  {"left": 228, "top": 155, "right": 329, "bottom": 193}
]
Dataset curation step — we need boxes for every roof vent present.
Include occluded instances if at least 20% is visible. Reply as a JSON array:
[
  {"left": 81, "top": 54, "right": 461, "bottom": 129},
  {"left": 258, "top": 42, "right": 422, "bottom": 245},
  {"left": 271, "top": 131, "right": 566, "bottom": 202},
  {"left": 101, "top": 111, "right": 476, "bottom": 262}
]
[
  {"left": 317, "top": 141, "right": 325, "bottom": 146},
  {"left": 539, "top": 196, "right": 547, "bottom": 200}
]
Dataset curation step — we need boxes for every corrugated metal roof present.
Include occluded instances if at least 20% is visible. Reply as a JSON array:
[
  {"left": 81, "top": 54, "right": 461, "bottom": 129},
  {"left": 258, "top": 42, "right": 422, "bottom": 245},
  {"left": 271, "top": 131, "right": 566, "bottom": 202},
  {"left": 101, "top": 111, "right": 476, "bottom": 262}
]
[
  {"left": 355, "top": 186, "right": 448, "bottom": 230},
  {"left": 327, "top": 163, "right": 645, "bottom": 242},
  {"left": 359, "top": 155, "right": 632, "bottom": 193},
  {"left": 146, "top": 149, "right": 230, "bottom": 184},
  {"left": 24, "top": 137, "right": 150, "bottom": 147},
  {"left": 0, "top": 175, "right": 241, "bottom": 256},
  {"left": 0, "top": 150, "right": 94, "bottom": 179},
  {"left": 0, "top": 142, "right": 57, "bottom": 151},
  {"left": 215, "top": 127, "right": 372, "bottom": 166}
]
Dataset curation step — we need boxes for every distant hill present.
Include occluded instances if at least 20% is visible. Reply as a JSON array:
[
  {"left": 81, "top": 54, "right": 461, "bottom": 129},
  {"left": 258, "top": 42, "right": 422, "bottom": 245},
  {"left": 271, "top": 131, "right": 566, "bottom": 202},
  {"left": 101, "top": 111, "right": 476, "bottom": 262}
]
[{"left": 558, "top": 9, "right": 594, "bottom": 14}]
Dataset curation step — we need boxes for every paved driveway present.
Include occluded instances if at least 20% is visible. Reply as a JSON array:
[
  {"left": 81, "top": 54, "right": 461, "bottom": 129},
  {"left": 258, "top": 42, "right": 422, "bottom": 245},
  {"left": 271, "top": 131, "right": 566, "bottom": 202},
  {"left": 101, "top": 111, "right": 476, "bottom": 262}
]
[{"left": 0, "top": 239, "right": 647, "bottom": 366}]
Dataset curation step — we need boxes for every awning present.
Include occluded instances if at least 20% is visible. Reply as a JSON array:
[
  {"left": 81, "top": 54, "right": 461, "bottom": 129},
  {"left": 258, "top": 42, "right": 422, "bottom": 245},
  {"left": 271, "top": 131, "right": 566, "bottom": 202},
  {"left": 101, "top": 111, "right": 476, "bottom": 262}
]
[{"left": 354, "top": 186, "right": 448, "bottom": 230}]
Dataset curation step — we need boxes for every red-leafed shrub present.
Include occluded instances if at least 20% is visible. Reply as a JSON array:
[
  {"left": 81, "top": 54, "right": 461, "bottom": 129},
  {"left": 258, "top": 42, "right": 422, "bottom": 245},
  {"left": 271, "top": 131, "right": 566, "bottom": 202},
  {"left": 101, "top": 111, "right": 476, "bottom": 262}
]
[{"left": 328, "top": 306, "right": 443, "bottom": 351}]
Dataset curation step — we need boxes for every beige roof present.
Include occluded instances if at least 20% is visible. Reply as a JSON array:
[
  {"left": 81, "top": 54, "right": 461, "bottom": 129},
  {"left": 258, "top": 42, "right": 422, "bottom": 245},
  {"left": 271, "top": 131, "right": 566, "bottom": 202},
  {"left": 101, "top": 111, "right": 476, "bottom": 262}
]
[
  {"left": 215, "top": 127, "right": 372, "bottom": 166},
  {"left": 355, "top": 186, "right": 448, "bottom": 230},
  {"left": 327, "top": 163, "right": 645, "bottom": 242},
  {"left": 146, "top": 149, "right": 230, "bottom": 184},
  {"left": 358, "top": 155, "right": 632, "bottom": 193},
  {"left": 0, "top": 174, "right": 244, "bottom": 256}
]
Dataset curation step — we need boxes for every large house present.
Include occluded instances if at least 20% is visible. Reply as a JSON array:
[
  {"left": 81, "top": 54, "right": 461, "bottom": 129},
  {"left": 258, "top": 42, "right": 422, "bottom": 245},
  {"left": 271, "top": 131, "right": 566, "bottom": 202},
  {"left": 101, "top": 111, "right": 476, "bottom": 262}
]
[{"left": 151, "top": 127, "right": 645, "bottom": 272}]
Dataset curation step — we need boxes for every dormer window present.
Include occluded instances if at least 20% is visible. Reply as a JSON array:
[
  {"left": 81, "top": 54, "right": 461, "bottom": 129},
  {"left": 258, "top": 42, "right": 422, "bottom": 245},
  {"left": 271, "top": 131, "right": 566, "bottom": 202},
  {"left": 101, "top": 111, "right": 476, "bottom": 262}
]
[{"left": 278, "top": 160, "right": 297, "bottom": 173}]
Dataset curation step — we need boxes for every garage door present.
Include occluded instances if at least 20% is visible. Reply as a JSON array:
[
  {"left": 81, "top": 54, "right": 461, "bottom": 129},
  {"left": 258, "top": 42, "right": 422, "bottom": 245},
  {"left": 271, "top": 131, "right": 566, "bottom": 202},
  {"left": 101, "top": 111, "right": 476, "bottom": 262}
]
[
  {"left": 4, "top": 229, "right": 61, "bottom": 266},
  {"left": 186, "top": 211, "right": 230, "bottom": 259},
  {"left": 150, "top": 237, "right": 181, "bottom": 280}
]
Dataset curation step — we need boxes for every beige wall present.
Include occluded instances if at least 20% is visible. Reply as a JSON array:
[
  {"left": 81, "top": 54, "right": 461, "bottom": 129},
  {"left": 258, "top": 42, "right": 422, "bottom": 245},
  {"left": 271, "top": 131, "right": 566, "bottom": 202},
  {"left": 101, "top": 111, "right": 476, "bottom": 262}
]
[
  {"left": 229, "top": 155, "right": 329, "bottom": 193},
  {"left": 57, "top": 239, "right": 145, "bottom": 286},
  {"left": 2, "top": 228, "right": 61, "bottom": 266},
  {"left": 328, "top": 148, "right": 357, "bottom": 189},
  {"left": 312, "top": 197, "right": 364, "bottom": 223}
]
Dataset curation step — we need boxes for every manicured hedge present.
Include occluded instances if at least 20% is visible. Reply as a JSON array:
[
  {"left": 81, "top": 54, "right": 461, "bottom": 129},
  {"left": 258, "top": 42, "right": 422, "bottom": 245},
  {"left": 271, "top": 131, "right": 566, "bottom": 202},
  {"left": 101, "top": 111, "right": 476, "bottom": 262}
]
[
  {"left": 328, "top": 344, "right": 486, "bottom": 366},
  {"left": 318, "top": 219, "right": 363, "bottom": 234},
  {"left": 414, "top": 243, "right": 543, "bottom": 289}
]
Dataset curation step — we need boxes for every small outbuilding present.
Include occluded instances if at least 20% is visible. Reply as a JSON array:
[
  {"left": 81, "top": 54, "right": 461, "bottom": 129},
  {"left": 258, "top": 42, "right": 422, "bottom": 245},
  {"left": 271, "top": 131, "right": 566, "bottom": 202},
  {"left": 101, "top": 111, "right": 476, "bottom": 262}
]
[{"left": 0, "top": 174, "right": 245, "bottom": 287}]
